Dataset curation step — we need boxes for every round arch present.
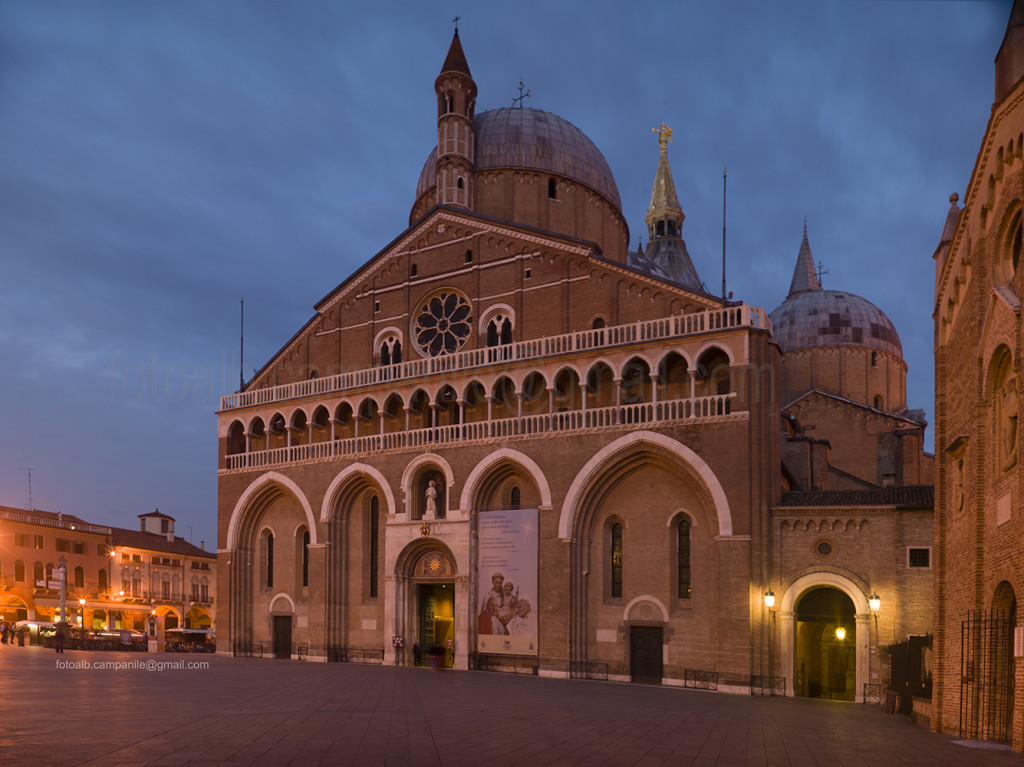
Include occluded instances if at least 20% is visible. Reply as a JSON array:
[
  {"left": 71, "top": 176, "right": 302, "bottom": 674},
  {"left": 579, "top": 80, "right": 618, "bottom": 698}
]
[
  {"left": 622, "top": 594, "right": 670, "bottom": 624},
  {"left": 779, "top": 571, "right": 871, "bottom": 703},
  {"left": 459, "top": 448, "right": 553, "bottom": 510},
  {"left": 268, "top": 592, "right": 296, "bottom": 614},
  {"left": 401, "top": 453, "right": 456, "bottom": 518},
  {"left": 558, "top": 432, "right": 733, "bottom": 539},
  {"left": 226, "top": 471, "right": 318, "bottom": 549},
  {"left": 693, "top": 341, "right": 736, "bottom": 366}
]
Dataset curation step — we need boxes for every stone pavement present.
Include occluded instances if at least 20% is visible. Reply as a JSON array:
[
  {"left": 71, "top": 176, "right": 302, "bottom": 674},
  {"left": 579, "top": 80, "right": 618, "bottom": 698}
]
[{"left": 0, "top": 645, "right": 1020, "bottom": 766}]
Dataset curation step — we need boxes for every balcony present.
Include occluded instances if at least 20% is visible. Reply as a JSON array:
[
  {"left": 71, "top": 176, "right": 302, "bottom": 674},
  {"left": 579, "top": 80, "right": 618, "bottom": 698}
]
[
  {"left": 220, "top": 305, "right": 769, "bottom": 412},
  {"left": 224, "top": 394, "right": 740, "bottom": 471}
]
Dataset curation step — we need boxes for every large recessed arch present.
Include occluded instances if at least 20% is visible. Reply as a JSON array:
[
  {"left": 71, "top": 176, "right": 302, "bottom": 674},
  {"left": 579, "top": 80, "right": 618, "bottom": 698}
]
[
  {"left": 226, "top": 471, "right": 317, "bottom": 549},
  {"left": 459, "top": 448, "right": 553, "bottom": 510},
  {"left": 320, "top": 463, "right": 396, "bottom": 521},
  {"left": 558, "top": 431, "right": 733, "bottom": 539}
]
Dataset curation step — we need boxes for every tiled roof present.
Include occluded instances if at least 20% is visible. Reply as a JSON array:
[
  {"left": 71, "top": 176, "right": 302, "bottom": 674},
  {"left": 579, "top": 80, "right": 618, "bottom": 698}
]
[
  {"left": 138, "top": 508, "right": 174, "bottom": 520},
  {"left": 777, "top": 485, "right": 934, "bottom": 509},
  {"left": 110, "top": 527, "right": 215, "bottom": 559}
]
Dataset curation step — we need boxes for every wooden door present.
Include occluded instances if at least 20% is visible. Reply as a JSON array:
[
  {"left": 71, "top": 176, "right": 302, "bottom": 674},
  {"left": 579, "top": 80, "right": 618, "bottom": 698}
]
[
  {"left": 630, "top": 626, "right": 663, "bottom": 684},
  {"left": 273, "top": 615, "right": 291, "bottom": 659}
]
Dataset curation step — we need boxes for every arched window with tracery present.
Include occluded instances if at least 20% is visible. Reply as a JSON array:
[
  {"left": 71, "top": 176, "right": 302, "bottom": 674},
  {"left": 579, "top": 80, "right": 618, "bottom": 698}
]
[
  {"left": 484, "top": 309, "right": 514, "bottom": 361},
  {"left": 379, "top": 335, "right": 402, "bottom": 367}
]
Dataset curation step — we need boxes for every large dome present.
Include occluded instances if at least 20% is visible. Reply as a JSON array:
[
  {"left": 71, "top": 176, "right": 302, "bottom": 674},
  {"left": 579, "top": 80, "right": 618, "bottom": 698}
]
[
  {"left": 769, "top": 289, "right": 902, "bottom": 357},
  {"left": 415, "top": 107, "right": 621, "bottom": 212}
]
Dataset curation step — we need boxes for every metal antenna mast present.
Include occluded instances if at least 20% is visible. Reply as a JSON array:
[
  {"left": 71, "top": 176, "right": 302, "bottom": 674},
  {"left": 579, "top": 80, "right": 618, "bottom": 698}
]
[
  {"left": 19, "top": 467, "right": 34, "bottom": 510},
  {"left": 722, "top": 167, "right": 728, "bottom": 305}
]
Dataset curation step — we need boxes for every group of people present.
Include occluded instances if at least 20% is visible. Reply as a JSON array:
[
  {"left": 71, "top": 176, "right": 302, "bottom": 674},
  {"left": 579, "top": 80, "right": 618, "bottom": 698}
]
[
  {"left": 0, "top": 620, "right": 17, "bottom": 645},
  {"left": 478, "top": 572, "right": 536, "bottom": 637}
]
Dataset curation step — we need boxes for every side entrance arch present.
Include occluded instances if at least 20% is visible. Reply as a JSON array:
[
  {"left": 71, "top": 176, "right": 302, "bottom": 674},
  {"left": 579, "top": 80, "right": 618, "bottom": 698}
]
[{"left": 780, "top": 572, "right": 870, "bottom": 703}]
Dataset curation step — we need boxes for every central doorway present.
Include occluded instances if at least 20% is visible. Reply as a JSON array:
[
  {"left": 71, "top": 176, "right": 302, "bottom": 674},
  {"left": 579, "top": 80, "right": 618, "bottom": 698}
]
[
  {"left": 795, "top": 587, "right": 855, "bottom": 700},
  {"left": 630, "top": 625, "right": 663, "bottom": 684},
  {"left": 417, "top": 583, "right": 454, "bottom": 668}
]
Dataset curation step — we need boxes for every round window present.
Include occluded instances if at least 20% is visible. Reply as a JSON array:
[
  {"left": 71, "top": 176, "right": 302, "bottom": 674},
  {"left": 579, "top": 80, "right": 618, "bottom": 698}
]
[
  {"left": 414, "top": 291, "right": 472, "bottom": 357},
  {"left": 815, "top": 540, "right": 834, "bottom": 558}
]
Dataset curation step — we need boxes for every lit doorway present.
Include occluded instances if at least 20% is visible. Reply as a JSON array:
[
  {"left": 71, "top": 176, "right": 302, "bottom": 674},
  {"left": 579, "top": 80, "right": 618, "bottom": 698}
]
[
  {"left": 795, "top": 587, "right": 856, "bottom": 701},
  {"left": 417, "top": 583, "right": 454, "bottom": 668}
]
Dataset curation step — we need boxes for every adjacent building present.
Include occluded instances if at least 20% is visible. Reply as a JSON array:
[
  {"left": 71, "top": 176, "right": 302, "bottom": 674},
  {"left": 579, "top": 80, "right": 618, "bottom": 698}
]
[
  {"left": 933, "top": 0, "right": 1024, "bottom": 749},
  {"left": 0, "top": 505, "right": 216, "bottom": 641}
]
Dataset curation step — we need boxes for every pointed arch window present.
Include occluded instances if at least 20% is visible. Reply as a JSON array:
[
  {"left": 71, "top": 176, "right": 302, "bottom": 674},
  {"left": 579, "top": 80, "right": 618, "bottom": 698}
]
[
  {"left": 677, "top": 517, "right": 691, "bottom": 599},
  {"left": 611, "top": 523, "right": 623, "bottom": 598},
  {"left": 265, "top": 532, "right": 274, "bottom": 589},
  {"left": 369, "top": 496, "right": 379, "bottom": 599},
  {"left": 302, "top": 530, "right": 310, "bottom": 588},
  {"left": 510, "top": 486, "right": 521, "bottom": 510}
]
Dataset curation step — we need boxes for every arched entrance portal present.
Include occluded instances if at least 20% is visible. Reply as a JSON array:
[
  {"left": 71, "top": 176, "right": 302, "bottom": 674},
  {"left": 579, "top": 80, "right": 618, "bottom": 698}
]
[
  {"left": 795, "top": 588, "right": 856, "bottom": 700},
  {"left": 409, "top": 548, "right": 457, "bottom": 668},
  {"left": 780, "top": 573, "right": 870, "bottom": 703}
]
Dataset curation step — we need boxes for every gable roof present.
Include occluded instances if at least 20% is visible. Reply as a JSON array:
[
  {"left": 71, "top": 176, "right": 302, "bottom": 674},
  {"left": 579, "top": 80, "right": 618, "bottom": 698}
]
[{"left": 783, "top": 388, "right": 926, "bottom": 427}]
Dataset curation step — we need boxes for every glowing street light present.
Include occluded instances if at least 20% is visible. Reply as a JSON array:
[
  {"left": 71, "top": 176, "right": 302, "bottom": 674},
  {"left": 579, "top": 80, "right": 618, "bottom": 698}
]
[{"left": 835, "top": 626, "right": 846, "bottom": 641}]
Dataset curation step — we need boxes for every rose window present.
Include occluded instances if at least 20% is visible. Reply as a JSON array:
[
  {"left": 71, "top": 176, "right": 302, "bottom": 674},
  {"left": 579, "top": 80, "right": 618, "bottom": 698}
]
[{"left": 414, "top": 292, "right": 472, "bottom": 356}]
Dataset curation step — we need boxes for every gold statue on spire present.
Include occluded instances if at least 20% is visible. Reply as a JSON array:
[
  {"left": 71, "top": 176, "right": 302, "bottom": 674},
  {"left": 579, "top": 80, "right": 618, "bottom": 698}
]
[{"left": 653, "top": 123, "right": 672, "bottom": 152}]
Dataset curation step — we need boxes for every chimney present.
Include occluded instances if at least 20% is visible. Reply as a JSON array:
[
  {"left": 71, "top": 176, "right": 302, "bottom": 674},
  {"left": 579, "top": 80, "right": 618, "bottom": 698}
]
[{"left": 200, "top": 540, "right": 205, "bottom": 551}]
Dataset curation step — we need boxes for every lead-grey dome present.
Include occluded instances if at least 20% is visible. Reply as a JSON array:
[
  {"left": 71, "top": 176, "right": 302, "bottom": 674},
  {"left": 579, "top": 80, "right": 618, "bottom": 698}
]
[
  {"left": 416, "top": 107, "right": 621, "bottom": 212},
  {"left": 769, "top": 289, "right": 902, "bottom": 357}
]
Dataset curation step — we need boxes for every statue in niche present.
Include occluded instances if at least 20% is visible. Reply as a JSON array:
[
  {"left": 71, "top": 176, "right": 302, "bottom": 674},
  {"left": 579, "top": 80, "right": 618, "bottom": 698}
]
[
  {"left": 1001, "top": 374, "right": 1018, "bottom": 472},
  {"left": 425, "top": 479, "right": 438, "bottom": 518}
]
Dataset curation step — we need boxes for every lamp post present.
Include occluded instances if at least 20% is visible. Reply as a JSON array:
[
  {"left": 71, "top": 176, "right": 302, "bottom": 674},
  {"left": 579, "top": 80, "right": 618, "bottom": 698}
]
[{"left": 79, "top": 598, "right": 86, "bottom": 638}]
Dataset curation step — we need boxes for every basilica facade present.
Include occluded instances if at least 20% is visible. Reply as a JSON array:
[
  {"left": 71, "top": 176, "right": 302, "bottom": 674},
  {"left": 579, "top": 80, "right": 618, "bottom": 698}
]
[{"left": 216, "top": 30, "right": 933, "bottom": 699}]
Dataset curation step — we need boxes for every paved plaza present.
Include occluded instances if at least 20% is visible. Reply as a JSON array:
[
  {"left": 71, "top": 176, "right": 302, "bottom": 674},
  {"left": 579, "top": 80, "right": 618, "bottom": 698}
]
[{"left": 0, "top": 645, "right": 1020, "bottom": 766}]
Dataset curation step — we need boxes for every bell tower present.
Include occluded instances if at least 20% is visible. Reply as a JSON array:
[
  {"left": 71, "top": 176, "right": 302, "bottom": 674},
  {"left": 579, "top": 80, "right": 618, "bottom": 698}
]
[{"left": 435, "top": 29, "right": 477, "bottom": 209}]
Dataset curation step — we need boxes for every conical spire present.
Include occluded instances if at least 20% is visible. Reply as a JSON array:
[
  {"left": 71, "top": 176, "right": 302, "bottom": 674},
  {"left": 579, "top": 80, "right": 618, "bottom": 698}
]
[
  {"left": 787, "top": 222, "right": 821, "bottom": 297},
  {"left": 641, "top": 124, "right": 701, "bottom": 291},
  {"left": 440, "top": 29, "right": 472, "bottom": 78},
  {"left": 644, "top": 124, "right": 684, "bottom": 236}
]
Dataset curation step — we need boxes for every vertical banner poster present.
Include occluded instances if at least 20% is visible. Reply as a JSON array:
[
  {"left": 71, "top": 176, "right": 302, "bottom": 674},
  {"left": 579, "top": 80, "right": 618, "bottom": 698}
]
[{"left": 477, "top": 508, "right": 538, "bottom": 655}]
